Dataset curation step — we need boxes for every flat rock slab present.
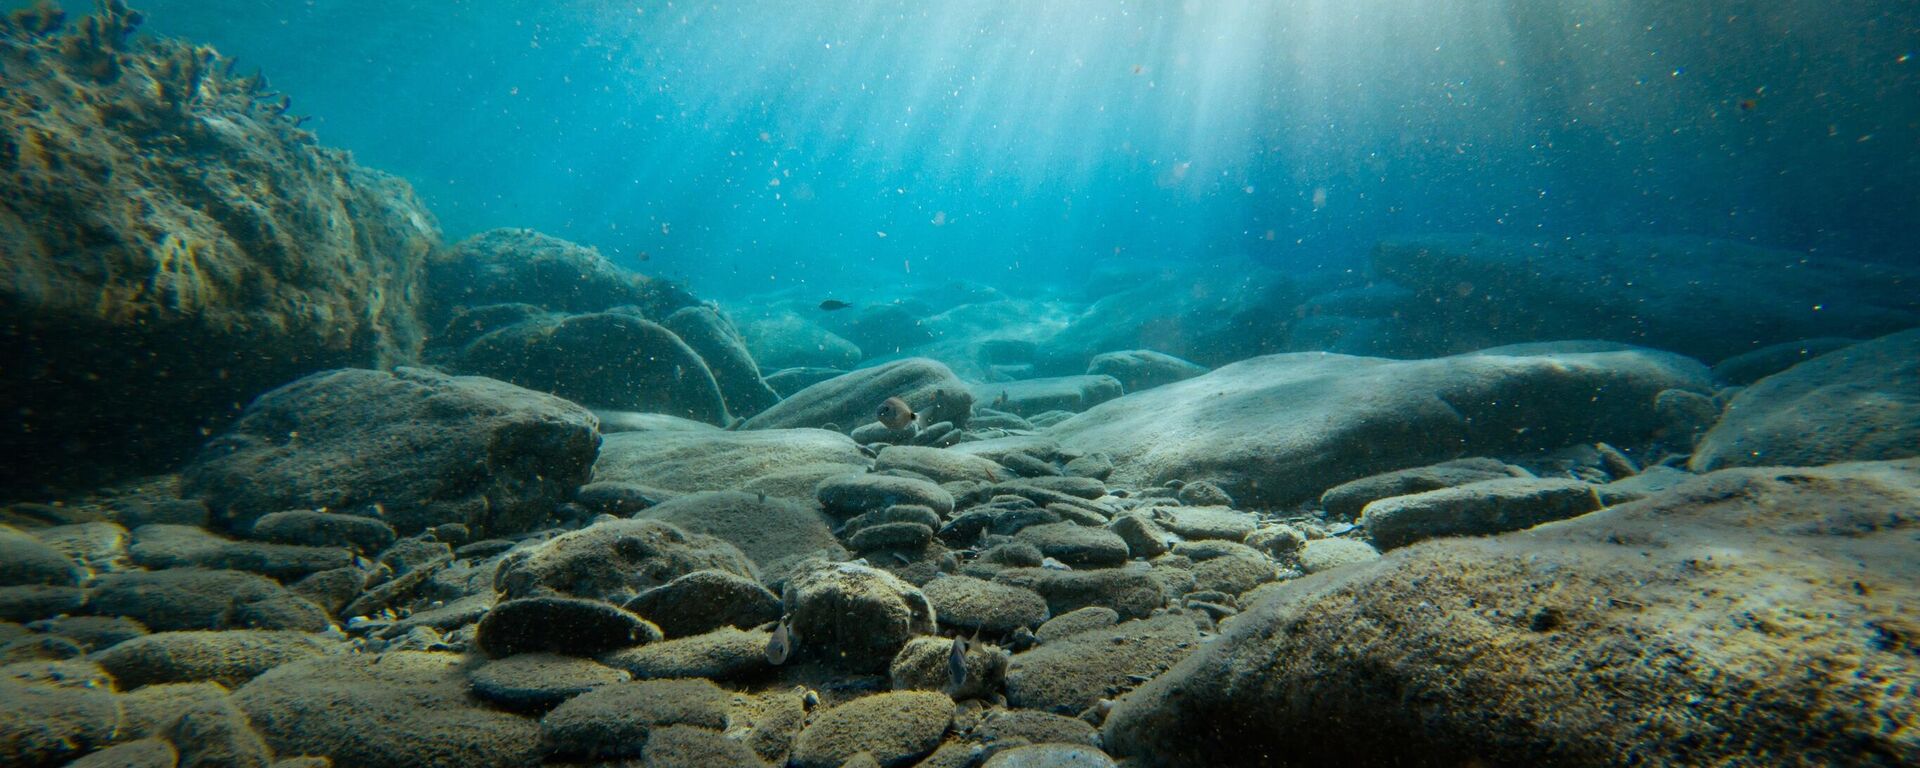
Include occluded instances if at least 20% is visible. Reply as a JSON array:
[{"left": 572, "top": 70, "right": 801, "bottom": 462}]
[
  {"left": 1088, "top": 349, "right": 1208, "bottom": 394},
  {"left": 599, "top": 626, "right": 772, "bottom": 681},
  {"left": 971, "top": 375, "right": 1124, "bottom": 418},
  {"left": 182, "top": 366, "right": 600, "bottom": 537},
  {"left": 922, "top": 575, "right": 1051, "bottom": 634},
  {"left": 1320, "top": 457, "right": 1533, "bottom": 520},
  {"left": 468, "top": 652, "right": 629, "bottom": 712},
  {"left": 1693, "top": 328, "right": 1920, "bottom": 471},
  {"left": 1360, "top": 477, "right": 1603, "bottom": 550},
  {"left": 236, "top": 652, "right": 544, "bottom": 768},
  {"left": 595, "top": 428, "right": 868, "bottom": 499},
  {"left": 90, "top": 630, "right": 340, "bottom": 690},
  {"left": 1104, "top": 459, "right": 1920, "bottom": 766},
  {"left": 1050, "top": 344, "right": 1710, "bottom": 508},
  {"left": 494, "top": 517, "right": 759, "bottom": 603}
]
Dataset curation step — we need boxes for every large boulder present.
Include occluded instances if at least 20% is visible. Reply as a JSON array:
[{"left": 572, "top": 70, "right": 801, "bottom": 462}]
[
  {"left": 745, "top": 358, "right": 974, "bottom": 433},
  {"left": 1693, "top": 328, "right": 1920, "bottom": 471},
  {"left": 1050, "top": 343, "right": 1711, "bottom": 508},
  {"left": 1034, "top": 262, "right": 1303, "bottom": 372},
  {"left": 0, "top": 7, "right": 438, "bottom": 492},
  {"left": 741, "top": 312, "right": 864, "bottom": 370},
  {"left": 664, "top": 306, "right": 782, "bottom": 418},
  {"left": 1086, "top": 350, "right": 1208, "bottom": 393},
  {"left": 1103, "top": 459, "right": 1920, "bottom": 766},
  {"left": 594, "top": 428, "right": 868, "bottom": 499},
  {"left": 438, "top": 311, "right": 731, "bottom": 423},
  {"left": 1371, "top": 234, "right": 1920, "bottom": 361},
  {"left": 182, "top": 367, "right": 600, "bottom": 536},
  {"left": 423, "top": 228, "right": 695, "bottom": 325}
]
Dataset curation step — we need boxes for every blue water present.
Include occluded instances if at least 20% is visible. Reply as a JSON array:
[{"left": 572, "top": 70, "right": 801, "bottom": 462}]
[{"left": 106, "top": 0, "right": 1920, "bottom": 297}]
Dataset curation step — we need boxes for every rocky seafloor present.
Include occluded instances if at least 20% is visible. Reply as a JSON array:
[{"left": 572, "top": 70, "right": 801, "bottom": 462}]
[{"left": 3, "top": 5, "right": 1919, "bottom": 768}]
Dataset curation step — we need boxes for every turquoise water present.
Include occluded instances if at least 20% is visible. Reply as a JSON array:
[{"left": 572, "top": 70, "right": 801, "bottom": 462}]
[{"left": 119, "top": 0, "right": 1919, "bottom": 297}]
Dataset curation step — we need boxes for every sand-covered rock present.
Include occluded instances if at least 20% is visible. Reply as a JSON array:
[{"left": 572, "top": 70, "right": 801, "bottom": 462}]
[
  {"left": 992, "top": 566, "right": 1166, "bottom": 620},
  {"left": 423, "top": 228, "right": 694, "bottom": 325},
  {"left": 494, "top": 518, "right": 758, "bottom": 602},
  {"left": 1014, "top": 523, "right": 1130, "bottom": 568},
  {"left": 0, "top": 4, "right": 439, "bottom": 492},
  {"left": 1371, "top": 234, "right": 1920, "bottom": 361},
  {"left": 1103, "top": 459, "right": 1920, "bottom": 766},
  {"left": 595, "top": 428, "right": 868, "bottom": 499},
  {"left": 182, "top": 367, "right": 600, "bottom": 537},
  {"left": 874, "top": 446, "right": 1011, "bottom": 484},
  {"left": 1693, "top": 328, "right": 1920, "bottom": 471},
  {"left": 791, "top": 690, "right": 953, "bottom": 768},
  {"left": 236, "top": 652, "right": 543, "bottom": 768},
  {"left": 1051, "top": 343, "right": 1710, "bottom": 508},
  {"left": 640, "top": 723, "right": 774, "bottom": 767},
  {"left": 745, "top": 358, "right": 973, "bottom": 433},
  {"left": 438, "top": 311, "right": 731, "bottom": 423},
  {"left": 0, "top": 676, "right": 122, "bottom": 768}
]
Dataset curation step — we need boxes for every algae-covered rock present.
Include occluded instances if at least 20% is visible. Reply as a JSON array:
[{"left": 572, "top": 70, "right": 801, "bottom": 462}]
[
  {"left": 1103, "top": 459, "right": 1920, "bottom": 767},
  {"left": 494, "top": 518, "right": 758, "bottom": 603},
  {"left": 786, "top": 561, "right": 936, "bottom": 672},
  {"left": 1359, "top": 477, "right": 1603, "bottom": 550},
  {"left": 921, "top": 575, "right": 1050, "bottom": 634},
  {"left": 182, "top": 367, "right": 600, "bottom": 537},
  {"left": 791, "top": 690, "right": 953, "bottom": 768},
  {"left": 474, "top": 596, "right": 660, "bottom": 658},
  {"left": 665, "top": 305, "right": 782, "bottom": 418},
  {"left": 91, "top": 629, "right": 339, "bottom": 690},
  {"left": 540, "top": 678, "right": 730, "bottom": 759},
  {"left": 0, "top": 5, "right": 440, "bottom": 492},
  {"left": 1005, "top": 614, "right": 1198, "bottom": 715},
  {"left": 423, "top": 228, "right": 694, "bottom": 325},
  {"left": 634, "top": 492, "right": 845, "bottom": 585}
]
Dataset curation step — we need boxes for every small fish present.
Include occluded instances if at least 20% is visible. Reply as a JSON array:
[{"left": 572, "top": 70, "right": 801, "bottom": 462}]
[
  {"left": 1041, "top": 556, "right": 1073, "bottom": 571},
  {"left": 876, "top": 396, "right": 917, "bottom": 430},
  {"left": 818, "top": 299, "right": 854, "bottom": 312},
  {"left": 948, "top": 635, "right": 969, "bottom": 688},
  {"left": 1737, "top": 98, "right": 1758, "bottom": 112},
  {"left": 766, "top": 621, "right": 792, "bottom": 665},
  {"left": 992, "top": 390, "right": 1009, "bottom": 410}
]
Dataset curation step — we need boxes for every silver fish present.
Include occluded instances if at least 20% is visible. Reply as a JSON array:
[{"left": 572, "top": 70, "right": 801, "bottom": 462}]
[
  {"left": 766, "top": 621, "right": 793, "bottom": 665},
  {"left": 948, "top": 635, "right": 969, "bottom": 688}
]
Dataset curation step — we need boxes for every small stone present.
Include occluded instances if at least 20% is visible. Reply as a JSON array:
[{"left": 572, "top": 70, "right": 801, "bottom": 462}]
[
  {"left": 1106, "top": 513, "right": 1177, "bottom": 559},
  {"left": 1014, "top": 523, "right": 1129, "bottom": 568},
  {"left": 786, "top": 562, "right": 936, "bottom": 672},
  {"left": 622, "top": 570, "right": 781, "bottom": 638},
  {"left": 922, "top": 576, "right": 1050, "bottom": 634},
  {"left": 848, "top": 522, "right": 936, "bottom": 553},
  {"left": 1034, "top": 606, "right": 1120, "bottom": 644},
  {"left": 890, "top": 636, "right": 1009, "bottom": 700},
  {"left": 993, "top": 567, "right": 1165, "bottom": 620},
  {"left": 1244, "top": 524, "right": 1308, "bottom": 559},
  {"left": 475, "top": 597, "right": 661, "bottom": 658},
  {"left": 1150, "top": 507, "right": 1257, "bottom": 541},
  {"left": 1004, "top": 615, "right": 1197, "bottom": 714},
  {"left": 1359, "top": 478, "right": 1603, "bottom": 550},
  {"left": 1175, "top": 481, "right": 1234, "bottom": 507},
  {"left": 599, "top": 626, "right": 773, "bottom": 681},
  {"left": 790, "top": 691, "right": 954, "bottom": 768},
  {"left": 249, "top": 510, "right": 397, "bottom": 554},
  {"left": 817, "top": 474, "right": 956, "bottom": 519},
  {"left": 1295, "top": 538, "right": 1381, "bottom": 573}
]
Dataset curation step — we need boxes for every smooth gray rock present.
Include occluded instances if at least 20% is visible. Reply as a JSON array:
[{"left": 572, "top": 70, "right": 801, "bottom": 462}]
[
  {"left": 182, "top": 367, "right": 600, "bottom": 537},
  {"left": 1320, "top": 458, "right": 1533, "bottom": 520},
  {"left": 595, "top": 427, "right": 868, "bottom": 499},
  {"left": 1050, "top": 344, "right": 1711, "bottom": 508},
  {"left": 818, "top": 474, "right": 955, "bottom": 519},
  {"left": 744, "top": 358, "right": 972, "bottom": 433},
  {"left": 1693, "top": 328, "right": 1920, "bottom": 471},
  {"left": 1087, "top": 350, "right": 1208, "bottom": 394},
  {"left": 665, "top": 306, "right": 782, "bottom": 418}
]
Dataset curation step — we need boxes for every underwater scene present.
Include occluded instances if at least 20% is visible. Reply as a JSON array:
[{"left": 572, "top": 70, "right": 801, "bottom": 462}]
[{"left": 2, "top": 1, "right": 1917, "bottom": 766}]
